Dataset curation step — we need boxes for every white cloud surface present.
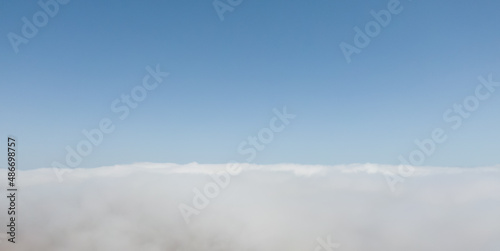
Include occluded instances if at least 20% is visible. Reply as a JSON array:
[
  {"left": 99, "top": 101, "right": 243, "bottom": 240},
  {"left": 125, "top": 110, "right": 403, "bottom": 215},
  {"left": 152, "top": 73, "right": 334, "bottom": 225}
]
[{"left": 1, "top": 163, "right": 500, "bottom": 251}]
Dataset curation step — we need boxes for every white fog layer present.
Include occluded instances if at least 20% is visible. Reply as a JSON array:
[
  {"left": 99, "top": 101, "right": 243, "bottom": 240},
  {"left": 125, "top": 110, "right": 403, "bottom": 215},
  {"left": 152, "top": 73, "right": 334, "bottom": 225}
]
[{"left": 1, "top": 163, "right": 499, "bottom": 251}]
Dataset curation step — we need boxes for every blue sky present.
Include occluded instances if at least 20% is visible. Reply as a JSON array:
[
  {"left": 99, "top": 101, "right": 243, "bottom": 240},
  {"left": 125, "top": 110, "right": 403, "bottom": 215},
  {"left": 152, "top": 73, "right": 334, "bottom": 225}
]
[{"left": 1, "top": 0, "right": 500, "bottom": 169}]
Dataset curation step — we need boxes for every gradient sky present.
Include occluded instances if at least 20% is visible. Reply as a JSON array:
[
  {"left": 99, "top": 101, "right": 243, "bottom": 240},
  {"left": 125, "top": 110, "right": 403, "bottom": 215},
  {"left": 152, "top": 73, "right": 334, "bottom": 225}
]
[{"left": 1, "top": 0, "right": 500, "bottom": 169}]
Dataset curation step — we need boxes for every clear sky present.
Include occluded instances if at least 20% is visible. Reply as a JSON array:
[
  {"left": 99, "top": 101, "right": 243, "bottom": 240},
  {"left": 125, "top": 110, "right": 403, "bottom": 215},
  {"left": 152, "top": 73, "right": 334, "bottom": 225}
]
[{"left": 1, "top": 0, "right": 500, "bottom": 169}]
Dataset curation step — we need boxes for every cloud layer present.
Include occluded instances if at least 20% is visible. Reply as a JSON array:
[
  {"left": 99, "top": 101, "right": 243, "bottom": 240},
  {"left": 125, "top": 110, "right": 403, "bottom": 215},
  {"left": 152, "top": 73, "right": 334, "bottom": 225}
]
[{"left": 1, "top": 163, "right": 500, "bottom": 251}]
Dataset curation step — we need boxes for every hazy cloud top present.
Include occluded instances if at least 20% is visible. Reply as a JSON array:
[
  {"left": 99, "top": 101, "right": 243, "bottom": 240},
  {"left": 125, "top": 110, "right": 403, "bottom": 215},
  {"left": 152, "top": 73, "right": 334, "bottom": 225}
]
[{"left": 1, "top": 163, "right": 499, "bottom": 251}]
